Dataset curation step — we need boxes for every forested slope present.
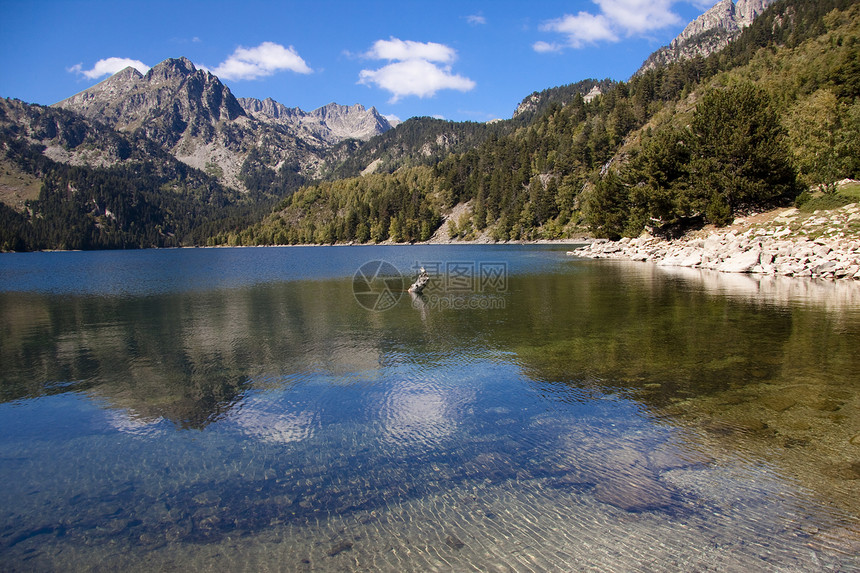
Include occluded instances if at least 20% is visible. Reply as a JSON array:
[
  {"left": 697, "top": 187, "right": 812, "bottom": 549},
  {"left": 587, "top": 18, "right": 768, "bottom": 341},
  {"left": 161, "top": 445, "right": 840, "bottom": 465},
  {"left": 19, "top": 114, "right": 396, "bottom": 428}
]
[
  {"left": 3, "top": 0, "right": 857, "bottom": 251},
  {"left": 231, "top": 0, "right": 859, "bottom": 246},
  {"left": 0, "top": 100, "right": 268, "bottom": 251}
]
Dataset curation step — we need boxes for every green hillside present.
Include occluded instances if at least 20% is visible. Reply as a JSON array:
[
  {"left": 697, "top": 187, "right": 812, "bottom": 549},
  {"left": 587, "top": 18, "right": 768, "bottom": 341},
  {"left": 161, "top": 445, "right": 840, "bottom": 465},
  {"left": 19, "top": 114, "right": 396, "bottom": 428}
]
[
  {"left": 230, "top": 0, "right": 859, "bottom": 246},
  {"left": 0, "top": 101, "right": 268, "bottom": 251}
]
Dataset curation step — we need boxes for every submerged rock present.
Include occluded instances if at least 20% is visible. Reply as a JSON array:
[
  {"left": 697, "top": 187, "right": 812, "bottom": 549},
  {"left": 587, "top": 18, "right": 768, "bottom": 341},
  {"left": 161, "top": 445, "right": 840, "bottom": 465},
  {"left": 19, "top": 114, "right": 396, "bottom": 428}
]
[
  {"left": 824, "top": 461, "right": 860, "bottom": 480},
  {"left": 328, "top": 540, "right": 353, "bottom": 557},
  {"left": 586, "top": 446, "right": 680, "bottom": 512},
  {"left": 808, "top": 525, "right": 860, "bottom": 556},
  {"left": 762, "top": 395, "right": 797, "bottom": 412},
  {"left": 593, "top": 474, "right": 677, "bottom": 512},
  {"left": 445, "top": 534, "right": 465, "bottom": 550}
]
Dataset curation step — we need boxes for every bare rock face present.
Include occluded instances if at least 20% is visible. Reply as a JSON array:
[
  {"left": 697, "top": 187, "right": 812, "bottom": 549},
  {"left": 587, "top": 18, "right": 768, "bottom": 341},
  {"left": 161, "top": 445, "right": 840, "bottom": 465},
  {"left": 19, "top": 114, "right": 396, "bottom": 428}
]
[
  {"left": 53, "top": 57, "right": 391, "bottom": 192},
  {"left": 512, "top": 79, "right": 615, "bottom": 120},
  {"left": 513, "top": 93, "right": 542, "bottom": 119},
  {"left": 55, "top": 66, "right": 145, "bottom": 117},
  {"left": 310, "top": 102, "right": 392, "bottom": 142},
  {"left": 238, "top": 96, "right": 300, "bottom": 121},
  {"left": 56, "top": 58, "right": 245, "bottom": 142},
  {"left": 672, "top": 0, "right": 771, "bottom": 44},
  {"left": 636, "top": 0, "right": 774, "bottom": 75},
  {"left": 675, "top": 0, "right": 740, "bottom": 42},
  {"left": 54, "top": 58, "right": 254, "bottom": 188},
  {"left": 238, "top": 98, "right": 392, "bottom": 143}
]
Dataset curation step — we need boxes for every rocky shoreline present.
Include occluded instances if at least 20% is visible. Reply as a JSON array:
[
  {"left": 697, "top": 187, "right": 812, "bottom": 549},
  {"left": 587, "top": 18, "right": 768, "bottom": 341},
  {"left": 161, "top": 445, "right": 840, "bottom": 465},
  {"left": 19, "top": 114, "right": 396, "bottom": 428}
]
[{"left": 572, "top": 203, "right": 860, "bottom": 280}]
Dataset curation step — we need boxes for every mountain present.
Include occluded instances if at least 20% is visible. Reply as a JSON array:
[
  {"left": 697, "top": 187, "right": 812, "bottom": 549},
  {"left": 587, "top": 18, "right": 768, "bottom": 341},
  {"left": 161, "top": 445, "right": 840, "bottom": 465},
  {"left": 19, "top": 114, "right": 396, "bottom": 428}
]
[
  {"left": 4, "top": 0, "right": 857, "bottom": 251},
  {"left": 318, "top": 79, "right": 621, "bottom": 181},
  {"left": 54, "top": 58, "right": 245, "bottom": 134},
  {"left": 321, "top": 116, "right": 512, "bottom": 180},
  {"left": 238, "top": 98, "right": 392, "bottom": 143},
  {"left": 54, "top": 58, "right": 392, "bottom": 192},
  {"left": 230, "top": 0, "right": 859, "bottom": 246},
  {"left": 636, "top": 0, "right": 774, "bottom": 74},
  {"left": 0, "top": 97, "right": 262, "bottom": 251},
  {"left": 511, "top": 79, "right": 616, "bottom": 122}
]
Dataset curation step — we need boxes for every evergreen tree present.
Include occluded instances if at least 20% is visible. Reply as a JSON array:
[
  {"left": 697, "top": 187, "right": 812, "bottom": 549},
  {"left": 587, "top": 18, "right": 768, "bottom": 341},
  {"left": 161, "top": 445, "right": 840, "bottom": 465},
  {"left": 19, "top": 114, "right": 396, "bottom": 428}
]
[{"left": 689, "top": 83, "right": 798, "bottom": 223}]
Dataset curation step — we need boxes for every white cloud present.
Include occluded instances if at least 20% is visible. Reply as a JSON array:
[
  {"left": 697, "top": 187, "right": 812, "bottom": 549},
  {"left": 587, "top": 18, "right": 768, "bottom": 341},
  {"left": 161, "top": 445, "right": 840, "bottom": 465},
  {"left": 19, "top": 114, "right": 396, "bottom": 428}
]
[
  {"left": 532, "top": 41, "right": 564, "bottom": 53},
  {"left": 541, "top": 12, "right": 618, "bottom": 48},
  {"left": 212, "top": 41, "right": 312, "bottom": 80},
  {"left": 358, "top": 38, "right": 475, "bottom": 103},
  {"left": 359, "top": 60, "right": 475, "bottom": 102},
  {"left": 467, "top": 14, "right": 487, "bottom": 25},
  {"left": 68, "top": 57, "right": 150, "bottom": 79},
  {"left": 596, "top": 0, "right": 682, "bottom": 34},
  {"left": 364, "top": 37, "right": 456, "bottom": 63},
  {"left": 536, "top": 0, "right": 684, "bottom": 52}
]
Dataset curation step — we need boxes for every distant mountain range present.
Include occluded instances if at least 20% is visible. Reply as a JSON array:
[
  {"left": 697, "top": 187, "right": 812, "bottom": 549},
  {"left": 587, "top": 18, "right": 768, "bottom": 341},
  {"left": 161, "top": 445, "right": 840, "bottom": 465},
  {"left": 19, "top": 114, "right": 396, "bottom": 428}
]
[
  {"left": 9, "top": 0, "right": 775, "bottom": 198},
  {"left": 40, "top": 0, "right": 776, "bottom": 195}
]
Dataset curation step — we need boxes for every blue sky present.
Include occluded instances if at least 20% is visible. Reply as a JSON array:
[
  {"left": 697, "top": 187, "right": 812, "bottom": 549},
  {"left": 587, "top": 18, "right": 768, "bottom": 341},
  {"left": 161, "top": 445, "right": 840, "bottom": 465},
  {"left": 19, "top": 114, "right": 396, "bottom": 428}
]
[{"left": 0, "top": 0, "right": 714, "bottom": 123}]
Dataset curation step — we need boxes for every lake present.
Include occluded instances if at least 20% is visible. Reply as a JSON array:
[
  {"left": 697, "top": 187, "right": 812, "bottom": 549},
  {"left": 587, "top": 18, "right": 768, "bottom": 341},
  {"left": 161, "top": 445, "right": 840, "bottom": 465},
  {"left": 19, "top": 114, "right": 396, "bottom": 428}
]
[{"left": 1, "top": 245, "right": 859, "bottom": 571}]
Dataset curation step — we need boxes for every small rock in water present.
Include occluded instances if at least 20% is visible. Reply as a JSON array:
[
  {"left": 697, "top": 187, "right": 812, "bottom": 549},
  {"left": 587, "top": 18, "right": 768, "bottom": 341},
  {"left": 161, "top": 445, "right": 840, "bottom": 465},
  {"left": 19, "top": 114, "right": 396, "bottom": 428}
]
[
  {"left": 593, "top": 474, "right": 676, "bottom": 512},
  {"left": 328, "top": 540, "right": 353, "bottom": 557},
  {"left": 761, "top": 395, "right": 797, "bottom": 412},
  {"left": 446, "top": 534, "right": 465, "bottom": 550},
  {"left": 811, "top": 399, "right": 842, "bottom": 412},
  {"left": 824, "top": 461, "right": 860, "bottom": 480},
  {"left": 736, "top": 417, "right": 768, "bottom": 433},
  {"left": 783, "top": 437, "right": 810, "bottom": 448}
]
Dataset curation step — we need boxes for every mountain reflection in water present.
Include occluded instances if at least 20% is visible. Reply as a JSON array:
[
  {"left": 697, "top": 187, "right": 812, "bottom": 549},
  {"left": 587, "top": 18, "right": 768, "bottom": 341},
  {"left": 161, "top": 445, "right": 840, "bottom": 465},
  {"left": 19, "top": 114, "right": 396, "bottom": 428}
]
[{"left": 0, "top": 247, "right": 858, "bottom": 571}]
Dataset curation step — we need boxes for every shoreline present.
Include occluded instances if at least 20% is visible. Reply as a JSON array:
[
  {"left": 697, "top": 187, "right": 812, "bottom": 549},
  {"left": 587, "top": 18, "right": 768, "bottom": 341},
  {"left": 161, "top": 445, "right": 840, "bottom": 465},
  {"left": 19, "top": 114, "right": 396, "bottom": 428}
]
[{"left": 571, "top": 203, "right": 860, "bottom": 281}]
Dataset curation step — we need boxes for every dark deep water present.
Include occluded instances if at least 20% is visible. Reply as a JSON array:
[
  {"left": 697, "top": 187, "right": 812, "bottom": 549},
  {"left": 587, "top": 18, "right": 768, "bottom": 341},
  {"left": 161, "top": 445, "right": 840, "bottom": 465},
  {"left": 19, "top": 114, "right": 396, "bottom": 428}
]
[{"left": 1, "top": 245, "right": 859, "bottom": 571}]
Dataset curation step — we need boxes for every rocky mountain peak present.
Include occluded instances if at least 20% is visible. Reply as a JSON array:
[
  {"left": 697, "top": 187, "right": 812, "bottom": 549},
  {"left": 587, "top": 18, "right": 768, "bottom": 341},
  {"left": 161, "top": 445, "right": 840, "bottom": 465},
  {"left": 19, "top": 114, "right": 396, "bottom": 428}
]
[
  {"left": 145, "top": 56, "right": 197, "bottom": 82},
  {"left": 237, "top": 97, "right": 301, "bottom": 121},
  {"left": 56, "top": 56, "right": 246, "bottom": 129},
  {"left": 313, "top": 102, "right": 364, "bottom": 119},
  {"left": 114, "top": 66, "right": 145, "bottom": 82},
  {"left": 671, "top": 0, "right": 770, "bottom": 46},
  {"left": 636, "top": 0, "right": 774, "bottom": 75},
  {"left": 51, "top": 57, "right": 391, "bottom": 193},
  {"left": 238, "top": 97, "right": 391, "bottom": 142},
  {"left": 54, "top": 66, "right": 143, "bottom": 112},
  {"left": 53, "top": 56, "right": 249, "bottom": 188}
]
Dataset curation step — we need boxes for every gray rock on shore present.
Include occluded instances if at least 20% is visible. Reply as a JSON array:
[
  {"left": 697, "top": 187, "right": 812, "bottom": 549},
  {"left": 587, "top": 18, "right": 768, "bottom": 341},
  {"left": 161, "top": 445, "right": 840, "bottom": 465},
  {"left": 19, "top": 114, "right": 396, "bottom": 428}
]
[{"left": 572, "top": 204, "right": 860, "bottom": 280}]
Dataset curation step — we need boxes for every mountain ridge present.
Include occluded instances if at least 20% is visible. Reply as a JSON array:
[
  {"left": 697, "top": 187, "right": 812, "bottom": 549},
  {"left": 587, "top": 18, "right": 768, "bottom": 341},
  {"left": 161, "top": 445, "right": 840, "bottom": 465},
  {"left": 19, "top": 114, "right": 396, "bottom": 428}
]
[
  {"left": 53, "top": 58, "right": 393, "bottom": 192},
  {"left": 636, "top": 0, "right": 774, "bottom": 74},
  {"left": 4, "top": 0, "right": 856, "bottom": 251},
  {"left": 237, "top": 97, "right": 393, "bottom": 143}
]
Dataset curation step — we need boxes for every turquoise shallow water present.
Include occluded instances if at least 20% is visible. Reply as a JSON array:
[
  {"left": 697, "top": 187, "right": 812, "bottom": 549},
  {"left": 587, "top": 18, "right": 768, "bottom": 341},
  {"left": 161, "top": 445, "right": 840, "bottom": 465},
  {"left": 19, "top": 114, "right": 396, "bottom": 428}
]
[{"left": 1, "top": 246, "right": 858, "bottom": 571}]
